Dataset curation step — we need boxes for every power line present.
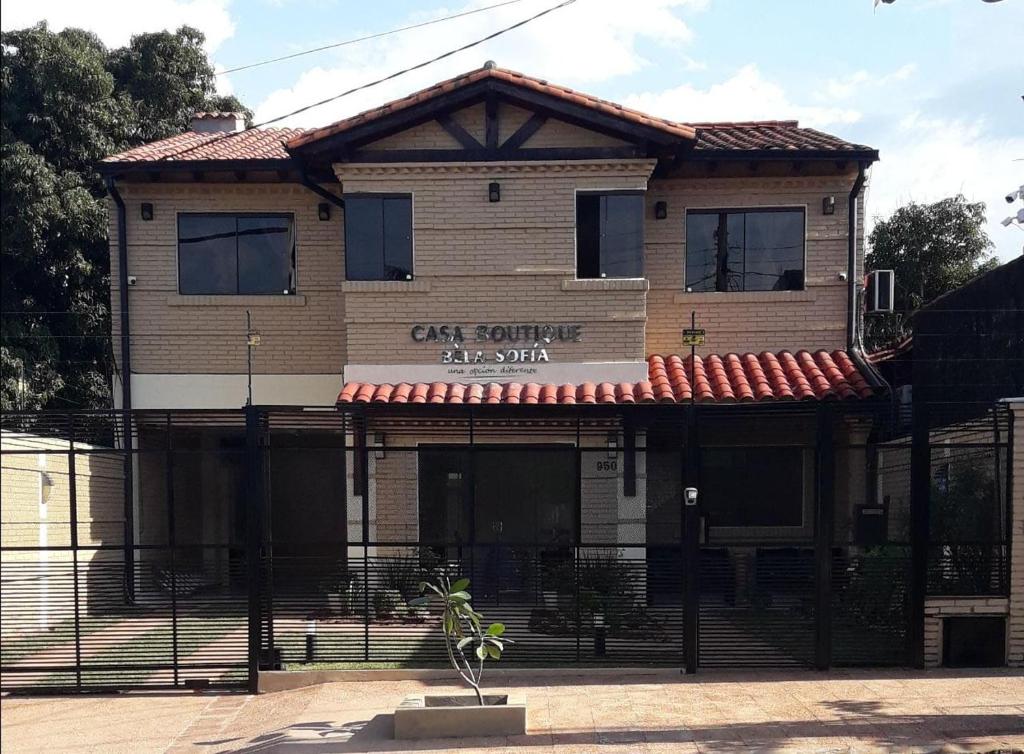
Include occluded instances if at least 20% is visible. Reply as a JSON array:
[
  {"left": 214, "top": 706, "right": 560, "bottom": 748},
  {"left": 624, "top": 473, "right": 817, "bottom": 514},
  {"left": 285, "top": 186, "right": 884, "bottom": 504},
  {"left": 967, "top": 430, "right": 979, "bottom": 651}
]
[
  {"left": 217, "top": 0, "right": 529, "bottom": 76},
  {"left": 253, "top": 0, "right": 578, "bottom": 128}
]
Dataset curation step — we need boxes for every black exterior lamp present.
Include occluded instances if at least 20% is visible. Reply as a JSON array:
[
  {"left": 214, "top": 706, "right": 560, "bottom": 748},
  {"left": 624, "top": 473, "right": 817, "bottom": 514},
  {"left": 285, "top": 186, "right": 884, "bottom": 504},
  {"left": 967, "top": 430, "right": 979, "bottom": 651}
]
[
  {"left": 822, "top": 196, "right": 836, "bottom": 215},
  {"left": 655, "top": 200, "right": 668, "bottom": 220},
  {"left": 488, "top": 182, "right": 501, "bottom": 203},
  {"left": 317, "top": 202, "right": 331, "bottom": 221},
  {"left": 140, "top": 202, "right": 154, "bottom": 221}
]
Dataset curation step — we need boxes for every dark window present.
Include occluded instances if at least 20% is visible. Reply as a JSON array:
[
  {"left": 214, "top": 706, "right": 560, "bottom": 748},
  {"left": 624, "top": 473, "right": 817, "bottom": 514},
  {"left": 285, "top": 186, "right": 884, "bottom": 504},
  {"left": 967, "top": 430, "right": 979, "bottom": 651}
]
[
  {"left": 178, "top": 214, "right": 294, "bottom": 295},
  {"left": 685, "top": 208, "right": 804, "bottom": 292},
  {"left": 701, "top": 447, "right": 804, "bottom": 527},
  {"left": 344, "top": 195, "right": 413, "bottom": 280},
  {"left": 576, "top": 193, "right": 644, "bottom": 279}
]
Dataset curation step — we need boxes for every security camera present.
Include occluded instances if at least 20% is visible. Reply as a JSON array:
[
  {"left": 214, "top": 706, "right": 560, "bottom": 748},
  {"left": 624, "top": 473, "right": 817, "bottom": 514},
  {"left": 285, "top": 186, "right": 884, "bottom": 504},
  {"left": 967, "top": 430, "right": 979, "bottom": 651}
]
[
  {"left": 1007, "top": 188, "right": 1023, "bottom": 203},
  {"left": 838, "top": 271, "right": 848, "bottom": 282}
]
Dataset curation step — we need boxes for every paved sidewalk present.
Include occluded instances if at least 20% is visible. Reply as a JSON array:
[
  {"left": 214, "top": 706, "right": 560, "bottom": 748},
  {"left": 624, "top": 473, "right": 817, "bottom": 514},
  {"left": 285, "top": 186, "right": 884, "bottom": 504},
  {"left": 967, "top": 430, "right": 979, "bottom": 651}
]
[{"left": 2, "top": 669, "right": 1022, "bottom": 753}]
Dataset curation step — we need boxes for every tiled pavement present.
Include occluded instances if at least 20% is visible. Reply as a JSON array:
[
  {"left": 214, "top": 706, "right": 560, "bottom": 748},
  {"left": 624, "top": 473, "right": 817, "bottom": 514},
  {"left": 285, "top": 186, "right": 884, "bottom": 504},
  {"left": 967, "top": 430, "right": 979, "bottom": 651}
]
[{"left": 2, "top": 669, "right": 1022, "bottom": 753}]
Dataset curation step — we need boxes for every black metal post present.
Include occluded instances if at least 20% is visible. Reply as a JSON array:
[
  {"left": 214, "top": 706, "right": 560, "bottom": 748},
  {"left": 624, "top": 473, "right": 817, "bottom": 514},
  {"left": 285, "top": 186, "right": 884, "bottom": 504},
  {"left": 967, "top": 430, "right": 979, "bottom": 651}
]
[
  {"left": 814, "top": 403, "right": 835, "bottom": 670},
  {"left": 357, "top": 413, "right": 370, "bottom": 663},
  {"left": 166, "top": 413, "right": 179, "bottom": 687},
  {"left": 624, "top": 412, "right": 636, "bottom": 497},
  {"left": 909, "top": 394, "right": 931, "bottom": 668},
  {"left": 683, "top": 404, "right": 700, "bottom": 673},
  {"left": 68, "top": 427, "right": 83, "bottom": 691},
  {"left": 122, "top": 410, "right": 136, "bottom": 605},
  {"left": 244, "top": 404, "right": 265, "bottom": 694}
]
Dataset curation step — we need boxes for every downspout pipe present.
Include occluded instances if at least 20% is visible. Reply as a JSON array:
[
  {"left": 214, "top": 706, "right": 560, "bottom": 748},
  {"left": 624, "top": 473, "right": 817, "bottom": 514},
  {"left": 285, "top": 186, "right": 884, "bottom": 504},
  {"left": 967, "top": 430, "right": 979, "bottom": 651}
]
[
  {"left": 105, "top": 177, "right": 136, "bottom": 604},
  {"left": 846, "top": 162, "right": 867, "bottom": 351},
  {"left": 106, "top": 177, "right": 132, "bottom": 414}
]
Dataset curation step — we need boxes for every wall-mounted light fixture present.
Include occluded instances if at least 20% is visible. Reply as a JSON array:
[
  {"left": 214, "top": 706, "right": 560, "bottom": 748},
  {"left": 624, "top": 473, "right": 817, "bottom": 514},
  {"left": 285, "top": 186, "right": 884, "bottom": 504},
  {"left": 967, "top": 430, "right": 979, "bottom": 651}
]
[
  {"left": 373, "top": 433, "right": 386, "bottom": 460},
  {"left": 606, "top": 431, "right": 618, "bottom": 459},
  {"left": 140, "top": 203, "right": 154, "bottom": 221},
  {"left": 655, "top": 201, "right": 668, "bottom": 220},
  {"left": 684, "top": 487, "right": 699, "bottom": 506},
  {"left": 822, "top": 196, "right": 836, "bottom": 215},
  {"left": 488, "top": 182, "right": 501, "bottom": 203},
  {"left": 317, "top": 202, "right": 331, "bottom": 221}
]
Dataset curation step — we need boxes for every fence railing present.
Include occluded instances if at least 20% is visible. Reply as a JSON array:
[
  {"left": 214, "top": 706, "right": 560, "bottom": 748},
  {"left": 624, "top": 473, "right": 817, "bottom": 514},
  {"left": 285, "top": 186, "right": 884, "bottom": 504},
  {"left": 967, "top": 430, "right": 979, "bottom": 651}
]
[{"left": 926, "top": 542, "right": 1009, "bottom": 597}]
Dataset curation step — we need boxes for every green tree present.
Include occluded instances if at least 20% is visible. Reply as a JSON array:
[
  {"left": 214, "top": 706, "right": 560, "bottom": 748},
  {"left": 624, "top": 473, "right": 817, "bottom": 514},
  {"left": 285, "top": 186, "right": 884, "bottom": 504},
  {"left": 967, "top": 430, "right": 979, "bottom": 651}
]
[
  {"left": 1, "top": 23, "right": 250, "bottom": 410},
  {"left": 865, "top": 195, "right": 997, "bottom": 351}
]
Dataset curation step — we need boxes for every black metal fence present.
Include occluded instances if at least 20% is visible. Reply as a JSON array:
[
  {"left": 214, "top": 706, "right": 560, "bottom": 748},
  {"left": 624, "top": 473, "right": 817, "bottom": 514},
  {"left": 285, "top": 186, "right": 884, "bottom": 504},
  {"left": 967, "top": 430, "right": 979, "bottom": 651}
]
[{"left": 0, "top": 400, "right": 1012, "bottom": 693}]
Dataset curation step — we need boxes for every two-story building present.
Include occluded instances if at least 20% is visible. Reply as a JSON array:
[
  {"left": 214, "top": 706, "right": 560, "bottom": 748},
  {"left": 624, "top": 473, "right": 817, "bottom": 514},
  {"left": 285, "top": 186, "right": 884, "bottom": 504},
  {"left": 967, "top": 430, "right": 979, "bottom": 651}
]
[{"left": 96, "top": 63, "right": 930, "bottom": 671}]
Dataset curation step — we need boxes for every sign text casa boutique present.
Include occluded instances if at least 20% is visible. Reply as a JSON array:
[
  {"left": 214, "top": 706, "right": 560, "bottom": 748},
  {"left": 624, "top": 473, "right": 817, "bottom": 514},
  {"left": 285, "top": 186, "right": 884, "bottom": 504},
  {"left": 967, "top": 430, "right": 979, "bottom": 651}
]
[{"left": 411, "top": 323, "right": 583, "bottom": 364}]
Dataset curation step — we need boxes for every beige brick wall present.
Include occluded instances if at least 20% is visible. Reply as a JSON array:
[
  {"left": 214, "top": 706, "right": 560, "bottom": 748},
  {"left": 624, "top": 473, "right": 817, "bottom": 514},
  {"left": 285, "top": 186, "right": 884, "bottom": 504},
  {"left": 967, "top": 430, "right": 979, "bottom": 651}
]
[
  {"left": 334, "top": 160, "right": 654, "bottom": 365},
  {"left": 646, "top": 173, "right": 864, "bottom": 355},
  {"left": 110, "top": 183, "right": 346, "bottom": 375},
  {"left": 1, "top": 432, "right": 124, "bottom": 635},
  {"left": 109, "top": 134, "right": 864, "bottom": 380},
  {"left": 923, "top": 597, "right": 1009, "bottom": 668}
]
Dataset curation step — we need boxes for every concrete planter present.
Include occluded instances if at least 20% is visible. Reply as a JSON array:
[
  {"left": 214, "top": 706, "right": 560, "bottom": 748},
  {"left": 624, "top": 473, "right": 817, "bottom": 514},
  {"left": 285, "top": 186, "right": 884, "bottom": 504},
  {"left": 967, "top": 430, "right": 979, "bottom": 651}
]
[{"left": 394, "top": 694, "right": 526, "bottom": 739}]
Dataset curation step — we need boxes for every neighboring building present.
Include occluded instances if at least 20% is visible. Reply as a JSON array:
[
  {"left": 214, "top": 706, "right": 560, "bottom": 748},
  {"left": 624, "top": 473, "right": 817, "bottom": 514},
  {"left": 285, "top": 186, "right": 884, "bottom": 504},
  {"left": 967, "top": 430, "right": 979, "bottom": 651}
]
[
  {"left": 2, "top": 64, "right": 1011, "bottom": 687},
  {"left": 872, "top": 257, "right": 1023, "bottom": 668}
]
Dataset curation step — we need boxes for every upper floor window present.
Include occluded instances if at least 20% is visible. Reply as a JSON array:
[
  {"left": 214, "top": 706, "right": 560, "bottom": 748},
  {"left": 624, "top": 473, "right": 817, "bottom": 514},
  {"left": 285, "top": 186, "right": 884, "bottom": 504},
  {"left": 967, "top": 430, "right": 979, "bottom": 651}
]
[
  {"left": 685, "top": 208, "right": 805, "bottom": 292},
  {"left": 344, "top": 194, "right": 413, "bottom": 281},
  {"left": 576, "top": 192, "right": 644, "bottom": 279},
  {"left": 177, "top": 213, "right": 294, "bottom": 295}
]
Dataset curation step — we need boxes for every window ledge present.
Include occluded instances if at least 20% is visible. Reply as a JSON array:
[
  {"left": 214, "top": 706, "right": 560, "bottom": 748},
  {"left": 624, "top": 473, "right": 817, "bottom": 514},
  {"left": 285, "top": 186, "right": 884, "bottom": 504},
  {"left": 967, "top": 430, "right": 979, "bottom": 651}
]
[
  {"left": 166, "top": 294, "right": 306, "bottom": 307},
  {"left": 672, "top": 290, "right": 814, "bottom": 304},
  {"left": 562, "top": 278, "right": 649, "bottom": 292},
  {"left": 341, "top": 280, "right": 431, "bottom": 293}
]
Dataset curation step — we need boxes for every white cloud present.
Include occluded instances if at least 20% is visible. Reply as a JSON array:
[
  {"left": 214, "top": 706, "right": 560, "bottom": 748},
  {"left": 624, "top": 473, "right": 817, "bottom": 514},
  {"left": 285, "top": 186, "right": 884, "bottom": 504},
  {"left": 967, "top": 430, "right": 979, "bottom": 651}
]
[
  {"left": 867, "top": 113, "right": 1024, "bottom": 262},
  {"left": 623, "top": 64, "right": 861, "bottom": 128},
  {"left": 820, "top": 63, "right": 916, "bottom": 101},
  {"left": 253, "top": 0, "right": 705, "bottom": 127},
  {"left": 0, "top": 0, "right": 235, "bottom": 52}
]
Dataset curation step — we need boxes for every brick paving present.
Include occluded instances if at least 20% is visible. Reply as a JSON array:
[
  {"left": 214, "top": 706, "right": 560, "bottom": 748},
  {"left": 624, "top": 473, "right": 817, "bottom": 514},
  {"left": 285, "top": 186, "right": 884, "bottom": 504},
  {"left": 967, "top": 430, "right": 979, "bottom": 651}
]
[{"left": 2, "top": 669, "right": 1022, "bottom": 753}]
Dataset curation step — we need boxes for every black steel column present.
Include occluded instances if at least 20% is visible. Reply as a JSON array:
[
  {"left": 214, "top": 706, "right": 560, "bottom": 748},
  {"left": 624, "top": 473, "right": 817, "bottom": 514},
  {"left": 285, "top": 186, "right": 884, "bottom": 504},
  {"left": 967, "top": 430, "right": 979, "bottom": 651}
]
[
  {"left": 814, "top": 403, "right": 835, "bottom": 670},
  {"left": 909, "top": 395, "right": 931, "bottom": 668},
  {"left": 122, "top": 409, "right": 136, "bottom": 605},
  {"left": 68, "top": 427, "right": 83, "bottom": 691},
  {"left": 244, "top": 405, "right": 266, "bottom": 694},
  {"left": 165, "top": 413, "right": 179, "bottom": 686},
  {"left": 357, "top": 412, "right": 370, "bottom": 663},
  {"left": 683, "top": 405, "right": 700, "bottom": 673}
]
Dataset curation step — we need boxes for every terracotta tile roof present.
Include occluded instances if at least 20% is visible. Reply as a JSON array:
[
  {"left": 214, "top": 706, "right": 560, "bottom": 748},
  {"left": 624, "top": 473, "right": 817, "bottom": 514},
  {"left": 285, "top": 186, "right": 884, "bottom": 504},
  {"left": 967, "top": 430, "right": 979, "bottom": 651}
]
[
  {"left": 687, "top": 120, "right": 873, "bottom": 154},
  {"left": 337, "top": 350, "right": 874, "bottom": 406},
  {"left": 287, "top": 64, "right": 697, "bottom": 150},
  {"left": 101, "top": 127, "right": 306, "bottom": 164}
]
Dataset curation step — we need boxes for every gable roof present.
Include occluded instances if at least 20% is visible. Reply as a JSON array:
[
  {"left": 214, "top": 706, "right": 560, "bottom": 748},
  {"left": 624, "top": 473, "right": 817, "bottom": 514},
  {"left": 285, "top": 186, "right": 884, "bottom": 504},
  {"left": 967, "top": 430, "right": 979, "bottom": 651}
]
[
  {"left": 100, "top": 66, "right": 878, "bottom": 168},
  {"left": 287, "top": 64, "right": 696, "bottom": 151},
  {"left": 689, "top": 120, "right": 873, "bottom": 156},
  {"left": 100, "top": 127, "right": 303, "bottom": 166}
]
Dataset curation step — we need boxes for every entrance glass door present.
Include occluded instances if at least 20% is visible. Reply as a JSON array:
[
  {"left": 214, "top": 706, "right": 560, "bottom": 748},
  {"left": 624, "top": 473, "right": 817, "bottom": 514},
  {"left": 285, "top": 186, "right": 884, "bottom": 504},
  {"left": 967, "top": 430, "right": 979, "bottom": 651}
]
[{"left": 418, "top": 446, "right": 576, "bottom": 598}]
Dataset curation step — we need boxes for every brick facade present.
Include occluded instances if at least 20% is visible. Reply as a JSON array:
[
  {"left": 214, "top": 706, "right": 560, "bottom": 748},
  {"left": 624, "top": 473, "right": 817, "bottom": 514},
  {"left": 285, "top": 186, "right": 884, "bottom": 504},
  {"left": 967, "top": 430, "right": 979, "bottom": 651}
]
[{"left": 108, "top": 105, "right": 864, "bottom": 387}]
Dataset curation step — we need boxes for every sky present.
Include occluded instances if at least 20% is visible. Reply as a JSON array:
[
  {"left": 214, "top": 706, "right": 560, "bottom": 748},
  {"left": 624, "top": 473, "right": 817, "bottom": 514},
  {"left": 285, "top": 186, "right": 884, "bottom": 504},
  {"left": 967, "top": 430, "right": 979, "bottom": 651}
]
[{"left": 5, "top": 0, "right": 1022, "bottom": 261}]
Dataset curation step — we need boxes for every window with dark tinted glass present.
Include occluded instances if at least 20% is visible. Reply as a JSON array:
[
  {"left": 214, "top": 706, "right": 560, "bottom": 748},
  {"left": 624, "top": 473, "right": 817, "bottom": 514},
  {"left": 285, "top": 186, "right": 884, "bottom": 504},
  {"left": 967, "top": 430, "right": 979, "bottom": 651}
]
[
  {"left": 178, "top": 213, "right": 294, "bottom": 295},
  {"left": 685, "top": 208, "right": 804, "bottom": 292},
  {"left": 576, "top": 192, "right": 644, "bottom": 279},
  {"left": 701, "top": 447, "right": 804, "bottom": 527},
  {"left": 344, "top": 195, "right": 413, "bottom": 281}
]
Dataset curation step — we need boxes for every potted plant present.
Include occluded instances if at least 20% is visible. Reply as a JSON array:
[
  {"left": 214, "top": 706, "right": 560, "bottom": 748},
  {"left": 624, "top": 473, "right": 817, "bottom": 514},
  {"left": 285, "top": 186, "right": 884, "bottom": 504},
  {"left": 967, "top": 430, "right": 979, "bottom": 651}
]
[
  {"left": 394, "top": 575, "right": 524, "bottom": 739},
  {"left": 318, "top": 571, "right": 355, "bottom": 616}
]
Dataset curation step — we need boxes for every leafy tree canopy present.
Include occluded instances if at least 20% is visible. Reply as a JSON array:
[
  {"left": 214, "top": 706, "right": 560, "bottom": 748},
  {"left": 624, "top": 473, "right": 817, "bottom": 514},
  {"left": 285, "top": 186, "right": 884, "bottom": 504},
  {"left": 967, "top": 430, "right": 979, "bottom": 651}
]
[
  {"left": 1, "top": 23, "right": 250, "bottom": 410},
  {"left": 865, "top": 195, "right": 997, "bottom": 351}
]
